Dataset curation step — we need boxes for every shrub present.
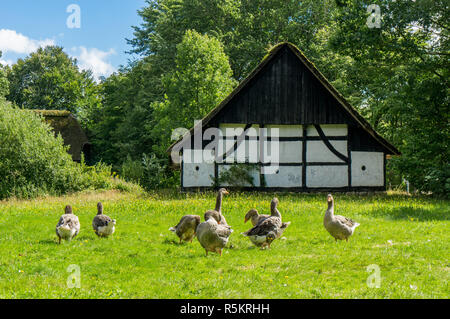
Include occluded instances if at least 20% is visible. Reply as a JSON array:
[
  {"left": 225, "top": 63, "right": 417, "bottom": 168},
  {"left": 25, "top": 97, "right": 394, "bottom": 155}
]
[
  {"left": 0, "top": 101, "right": 133, "bottom": 199},
  {"left": 120, "top": 155, "right": 145, "bottom": 184},
  {"left": 120, "top": 153, "right": 178, "bottom": 191},
  {"left": 213, "top": 164, "right": 257, "bottom": 188}
]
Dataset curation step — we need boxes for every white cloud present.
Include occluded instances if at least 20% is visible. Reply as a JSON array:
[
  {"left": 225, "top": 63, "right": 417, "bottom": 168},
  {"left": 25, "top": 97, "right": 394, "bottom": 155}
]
[
  {"left": 73, "top": 46, "right": 116, "bottom": 81},
  {"left": 0, "top": 29, "right": 54, "bottom": 54},
  {"left": 0, "top": 29, "right": 116, "bottom": 80},
  {"left": 0, "top": 58, "right": 13, "bottom": 66}
]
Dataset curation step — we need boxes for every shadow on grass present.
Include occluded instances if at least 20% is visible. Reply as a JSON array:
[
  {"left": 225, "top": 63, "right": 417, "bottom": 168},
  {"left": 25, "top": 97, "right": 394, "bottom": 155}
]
[
  {"left": 38, "top": 239, "right": 58, "bottom": 245},
  {"left": 370, "top": 206, "right": 449, "bottom": 221},
  {"left": 162, "top": 238, "right": 189, "bottom": 246}
]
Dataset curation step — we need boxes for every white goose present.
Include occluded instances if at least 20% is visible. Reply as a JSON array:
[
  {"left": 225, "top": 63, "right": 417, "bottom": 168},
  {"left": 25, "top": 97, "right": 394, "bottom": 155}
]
[{"left": 56, "top": 205, "right": 80, "bottom": 244}]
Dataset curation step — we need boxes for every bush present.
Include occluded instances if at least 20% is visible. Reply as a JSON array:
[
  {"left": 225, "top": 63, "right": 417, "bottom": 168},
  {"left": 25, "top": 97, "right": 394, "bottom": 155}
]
[
  {"left": 120, "top": 153, "right": 178, "bottom": 191},
  {"left": 0, "top": 102, "right": 132, "bottom": 199},
  {"left": 213, "top": 164, "right": 257, "bottom": 188},
  {"left": 120, "top": 155, "right": 145, "bottom": 184}
]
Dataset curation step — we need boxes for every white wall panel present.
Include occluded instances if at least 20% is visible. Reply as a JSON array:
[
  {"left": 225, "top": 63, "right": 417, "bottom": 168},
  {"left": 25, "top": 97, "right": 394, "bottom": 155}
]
[
  {"left": 306, "top": 165, "right": 348, "bottom": 188},
  {"left": 307, "top": 124, "right": 347, "bottom": 137},
  {"left": 264, "top": 166, "right": 302, "bottom": 187},
  {"left": 306, "top": 140, "right": 347, "bottom": 163},
  {"left": 183, "top": 162, "right": 214, "bottom": 187},
  {"left": 351, "top": 152, "right": 384, "bottom": 187},
  {"left": 266, "top": 125, "right": 303, "bottom": 137}
]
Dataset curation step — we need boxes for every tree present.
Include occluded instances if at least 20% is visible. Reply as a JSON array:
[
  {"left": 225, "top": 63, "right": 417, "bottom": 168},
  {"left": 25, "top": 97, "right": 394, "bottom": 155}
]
[
  {"left": 88, "top": 57, "right": 159, "bottom": 166},
  {"left": 7, "top": 46, "right": 100, "bottom": 123},
  {"left": 330, "top": 0, "right": 449, "bottom": 195},
  {"left": 149, "top": 30, "right": 236, "bottom": 156},
  {"left": 0, "top": 51, "right": 8, "bottom": 99},
  {"left": 128, "top": 0, "right": 340, "bottom": 81}
]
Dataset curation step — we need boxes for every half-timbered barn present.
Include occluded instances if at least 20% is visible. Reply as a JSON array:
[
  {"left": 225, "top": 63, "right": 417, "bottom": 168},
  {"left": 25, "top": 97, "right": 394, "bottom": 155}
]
[{"left": 168, "top": 42, "right": 400, "bottom": 192}]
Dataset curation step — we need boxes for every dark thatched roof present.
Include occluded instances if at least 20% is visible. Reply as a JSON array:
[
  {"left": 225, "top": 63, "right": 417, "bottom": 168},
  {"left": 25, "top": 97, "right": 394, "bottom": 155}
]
[{"left": 34, "top": 110, "right": 90, "bottom": 162}]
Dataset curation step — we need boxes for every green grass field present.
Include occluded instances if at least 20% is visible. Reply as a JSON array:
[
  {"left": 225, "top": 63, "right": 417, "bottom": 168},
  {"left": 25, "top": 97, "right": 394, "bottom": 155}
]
[{"left": 0, "top": 190, "right": 448, "bottom": 299}]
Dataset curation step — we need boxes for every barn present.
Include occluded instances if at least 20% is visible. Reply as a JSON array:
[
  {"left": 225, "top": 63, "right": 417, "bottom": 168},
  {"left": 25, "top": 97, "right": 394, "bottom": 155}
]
[
  {"left": 168, "top": 42, "right": 400, "bottom": 192},
  {"left": 34, "top": 110, "right": 91, "bottom": 162}
]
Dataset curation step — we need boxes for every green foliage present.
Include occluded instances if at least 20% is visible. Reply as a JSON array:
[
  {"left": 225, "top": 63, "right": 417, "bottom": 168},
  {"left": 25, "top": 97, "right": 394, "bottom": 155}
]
[
  {"left": 120, "top": 154, "right": 177, "bottom": 191},
  {"left": 121, "top": 155, "right": 145, "bottom": 183},
  {"left": 88, "top": 59, "right": 158, "bottom": 165},
  {"left": 150, "top": 30, "right": 236, "bottom": 157},
  {"left": 129, "top": 0, "right": 339, "bottom": 80},
  {"left": 140, "top": 153, "right": 167, "bottom": 190},
  {"left": 213, "top": 164, "right": 257, "bottom": 188},
  {"left": 0, "top": 51, "right": 9, "bottom": 99},
  {"left": 330, "top": 0, "right": 449, "bottom": 196},
  {"left": 6, "top": 46, "right": 100, "bottom": 123},
  {"left": 0, "top": 101, "right": 133, "bottom": 199}
]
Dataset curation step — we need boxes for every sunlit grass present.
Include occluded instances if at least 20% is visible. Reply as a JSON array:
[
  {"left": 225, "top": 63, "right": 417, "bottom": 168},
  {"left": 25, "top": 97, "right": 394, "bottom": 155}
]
[{"left": 0, "top": 190, "right": 448, "bottom": 298}]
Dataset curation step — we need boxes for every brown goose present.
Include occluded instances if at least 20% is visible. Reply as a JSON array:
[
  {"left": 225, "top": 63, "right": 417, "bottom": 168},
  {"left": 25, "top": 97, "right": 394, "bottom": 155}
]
[
  {"left": 244, "top": 198, "right": 280, "bottom": 226},
  {"left": 244, "top": 209, "right": 269, "bottom": 227},
  {"left": 242, "top": 198, "right": 290, "bottom": 249},
  {"left": 323, "top": 194, "right": 360, "bottom": 242},
  {"left": 92, "top": 202, "right": 116, "bottom": 238},
  {"left": 56, "top": 205, "right": 80, "bottom": 244},
  {"left": 242, "top": 217, "right": 290, "bottom": 249},
  {"left": 169, "top": 215, "right": 201, "bottom": 243},
  {"left": 196, "top": 210, "right": 233, "bottom": 256},
  {"left": 204, "top": 188, "right": 229, "bottom": 225}
]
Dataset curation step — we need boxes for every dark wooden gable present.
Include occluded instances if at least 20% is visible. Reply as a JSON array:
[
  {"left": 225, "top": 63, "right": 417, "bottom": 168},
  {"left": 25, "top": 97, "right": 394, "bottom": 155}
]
[{"left": 209, "top": 45, "right": 355, "bottom": 126}]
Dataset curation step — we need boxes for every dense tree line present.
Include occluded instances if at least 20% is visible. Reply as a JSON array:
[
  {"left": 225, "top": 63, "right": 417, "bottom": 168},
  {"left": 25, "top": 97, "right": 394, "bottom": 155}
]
[{"left": 1, "top": 0, "right": 448, "bottom": 195}]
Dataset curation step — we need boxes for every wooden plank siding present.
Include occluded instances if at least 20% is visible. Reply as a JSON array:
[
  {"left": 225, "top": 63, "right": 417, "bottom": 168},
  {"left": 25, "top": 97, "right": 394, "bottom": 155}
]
[{"left": 209, "top": 46, "right": 354, "bottom": 127}]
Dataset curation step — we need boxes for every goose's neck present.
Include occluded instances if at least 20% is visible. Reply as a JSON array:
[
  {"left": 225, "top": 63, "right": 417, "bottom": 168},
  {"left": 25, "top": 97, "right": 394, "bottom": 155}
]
[
  {"left": 215, "top": 192, "right": 223, "bottom": 213},
  {"left": 326, "top": 201, "right": 334, "bottom": 218},
  {"left": 271, "top": 202, "right": 281, "bottom": 218}
]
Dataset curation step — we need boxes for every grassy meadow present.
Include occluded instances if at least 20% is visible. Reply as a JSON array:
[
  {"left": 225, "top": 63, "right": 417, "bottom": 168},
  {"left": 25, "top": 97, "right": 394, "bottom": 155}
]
[{"left": 0, "top": 189, "right": 448, "bottom": 299}]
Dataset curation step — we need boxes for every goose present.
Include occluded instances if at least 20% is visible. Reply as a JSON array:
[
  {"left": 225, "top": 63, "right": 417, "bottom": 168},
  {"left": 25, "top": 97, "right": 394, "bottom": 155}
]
[
  {"left": 92, "top": 202, "right": 116, "bottom": 238},
  {"left": 244, "top": 197, "right": 280, "bottom": 226},
  {"left": 242, "top": 217, "right": 290, "bottom": 249},
  {"left": 244, "top": 209, "right": 269, "bottom": 227},
  {"left": 196, "top": 210, "right": 233, "bottom": 256},
  {"left": 242, "top": 198, "right": 290, "bottom": 249},
  {"left": 56, "top": 205, "right": 80, "bottom": 244},
  {"left": 169, "top": 215, "right": 201, "bottom": 243},
  {"left": 204, "top": 188, "right": 229, "bottom": 225},
  {"left": 323, "top": 194, "right": 360, "bottom": 242}
]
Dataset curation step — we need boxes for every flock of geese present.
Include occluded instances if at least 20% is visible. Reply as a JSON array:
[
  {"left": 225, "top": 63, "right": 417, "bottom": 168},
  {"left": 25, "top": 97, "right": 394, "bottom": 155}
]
[{"left": 55, "top": 188, "right": 360, "bottom": 255}]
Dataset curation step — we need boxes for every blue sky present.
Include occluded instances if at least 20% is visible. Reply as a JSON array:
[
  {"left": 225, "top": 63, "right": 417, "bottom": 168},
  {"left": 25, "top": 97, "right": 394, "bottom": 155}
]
[{"left": 0, "top": 0, "right": 147, "bottom": 79}]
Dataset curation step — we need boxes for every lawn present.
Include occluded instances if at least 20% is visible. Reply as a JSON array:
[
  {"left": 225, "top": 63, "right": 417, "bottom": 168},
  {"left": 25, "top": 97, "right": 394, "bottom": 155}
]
[{"left": 0, "top": 189, "right": 448, "bottom": 299}]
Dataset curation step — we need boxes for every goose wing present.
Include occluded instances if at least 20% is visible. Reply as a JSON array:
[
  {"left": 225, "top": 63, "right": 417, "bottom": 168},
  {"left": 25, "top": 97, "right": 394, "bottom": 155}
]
[
  {"left": 244, "top": 216, "right": 281, "bottom": 237},
  {"left": 93, "top": 215, "right": 112, "bottom": 231},
  {"left": 335, "top": 215, "right": 357, "bottom": 228},
  {"left": 175, "top": 215, "right": 200, "bottom": 233}
]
